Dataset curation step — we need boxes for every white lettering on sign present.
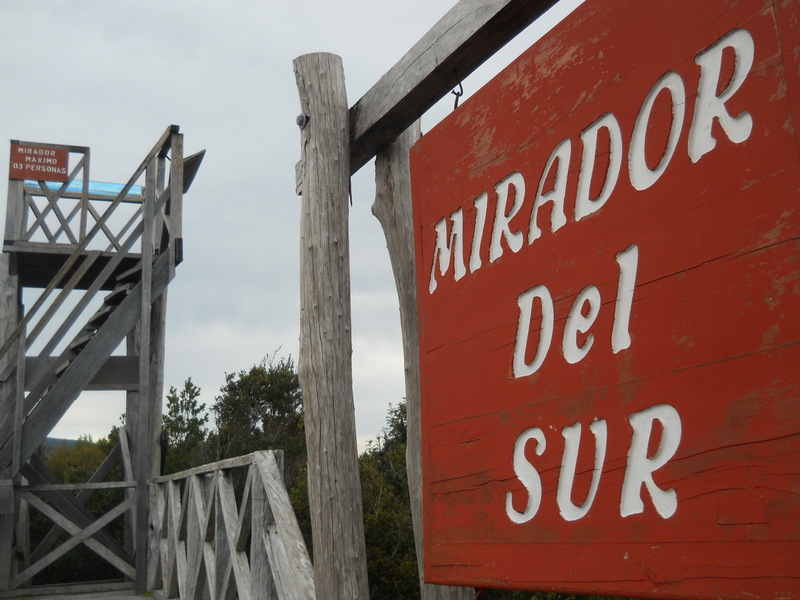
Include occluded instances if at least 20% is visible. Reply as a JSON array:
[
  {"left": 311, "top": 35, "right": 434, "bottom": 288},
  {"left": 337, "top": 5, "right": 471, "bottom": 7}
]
[
  {"left": 575, "top": 112, "right": 623, "bottom": 221},
  {"left": 426, "top": 28, "right": 755, "bottom": 295},
  {"left": 10, "top": 144, "right": 69, "bottom": 180},
  {"left": 505, "top": 427, "right": 546, "bottom": 524},
  {"left": 490, "top": 171, "right": 526, "bottom": 262},
  {"left": 513, "top": 244, "right": 638, "bottom": 378},
  {"left": 505, "top": 404, "right": 682, "bottom": 524},
  {"left": 428, "top": 208, "right": 466, "bottom": 294},
  {"left": 629, "top": 72, "right": 686, "bottom": 191},
  {"left": 688, "top": 29, "right": 755, "bottom": 163},
  {"left": 558, "top": 419, "right": 607, "bottom": 521},
  {"left": 528, "top": 138, "right": 570, "bottom": 245},
  {"left": 620, "top": 403, "right": 682, "bottom": 518}
]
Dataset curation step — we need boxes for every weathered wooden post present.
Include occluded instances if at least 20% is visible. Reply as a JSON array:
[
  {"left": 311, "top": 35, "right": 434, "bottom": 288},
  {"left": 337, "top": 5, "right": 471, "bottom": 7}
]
[
  {"left": 373, "top": 125, "right": 473, "bottom": 600},
  {"left": 0, "top": 254, "right": 19, "bottom": 591},
  {"left": 294, "top": 52, "right": 370, "bottom": 600}
]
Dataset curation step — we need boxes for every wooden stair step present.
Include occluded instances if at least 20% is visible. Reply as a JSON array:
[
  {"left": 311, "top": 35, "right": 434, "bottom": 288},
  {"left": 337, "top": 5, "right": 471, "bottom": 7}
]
[
  {"left": 68, "top": 330, "right": 94, "bottom": 355},
  {"left": 54, "top": 357, "right": 72, "bottom": 379},
  {"left": 104, "top": 283, "right": 135, "bottom": 306},
  {"left": 86, "top": 304, "right": 113, "bottom": 329},
  {"left": 115, "top": 263, "right": 143, "bottom": 285}
]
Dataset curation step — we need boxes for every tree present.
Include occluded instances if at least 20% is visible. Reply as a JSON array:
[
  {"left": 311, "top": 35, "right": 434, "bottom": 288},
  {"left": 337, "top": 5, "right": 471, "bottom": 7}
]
[
  {"left": 46, "top": 435, "right": 105, "bottom": 483},
  {"left": 162, "top": 378, "right": 209, "bottom": 473},
  {"left": 211, "top": 355, "right": 305, "bottom": 476},
  {"left": 210, "top": 355, "right": 311, "bottom": 547},
  {"left": 360, "top": 401, "right": 419, "bottom": 599}
]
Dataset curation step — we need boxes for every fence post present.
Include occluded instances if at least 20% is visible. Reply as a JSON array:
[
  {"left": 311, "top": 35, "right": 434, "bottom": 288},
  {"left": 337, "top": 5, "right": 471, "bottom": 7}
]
[{"left": 294, "top": 51, "right": 370, "bottom": 600}]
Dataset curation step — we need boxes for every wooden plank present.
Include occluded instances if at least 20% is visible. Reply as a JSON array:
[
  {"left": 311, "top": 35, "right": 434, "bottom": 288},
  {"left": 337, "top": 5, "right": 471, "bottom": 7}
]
[
  {"left": 79, "top": 149, "right": 90, "bottom": 240},
  {"left": 4, "top": 179, "right": 25, "bottom": 242},
  {"left": 0, "top": 580, "right": 135, "bottom": 599},
  {"left": 185, "top": 474, "right": 210, "bottom": 599},
  {"left": 146, "top": 291, "right": 168, "bottom": 478},
  {"left": 132, "top": 154, "right": 156, "bottom": 593},
  {"left": 349, "top": 0, "right": 558, "bottom": 173},
  {"left": 152, "top": 453, "right": 258, "bottom": 483},
  {"left": 202, "top": 473, "right": 220, "bottom": 591},
  {"left": 215, "top": 475, "right": 235, "bottom": 600},
  {"left": 0, "top": 256, "right": 18, "bottom": 463},
  {"left": 0, "top": 481, "right": 11, "bottom": 515},
  {"left": 234, "top": 467, "right": 253, "bottom": 553},
  {"left": 24, "top": 356, "right": 139, "bottom": 391},
  {"left": 13, "top": 492, "right": 136, "bottom": 586},
  {"left": 0, "top": 513, "right": 13, "bottom": 591},
  {"left": 167, "top": 130, "right": 183, "bottom": 273},
  {"left": 19, "top": 481, "right": 135, "bottom": 492},
  {"left": 168, "top": 480, "right": 187, "bottom": 598},
  {"left": 14, "top": 487, "right": 30, "bottom": 581},
  {"left": 146, "top": 481, "right": 163, "bottom": 592},
  {"left": 250, "top": 463, "right": 278, "bottom": 600},
  {"left": 295, "top": 51, "right": 368, "bottom": 600},
  {"left": 411, "top": 1, "right": 800, "bottom": 596},
  {"left": 119, "top": 428, "right": 134, "bottom": 482},
  {"left": 253, "top": 452, "right": 315, "bottom": 600},
  {"left": 260, "top": 525, "right": 293, "bottom": 600},
  {"left": 153, "top": 484, "right": 172, "bottom": 596},
  {"left": 217, "top": 472, "right": 252, "bottom": 600},
  {"left": 11, "top": 336, "right": 24, "bottom": 477}
]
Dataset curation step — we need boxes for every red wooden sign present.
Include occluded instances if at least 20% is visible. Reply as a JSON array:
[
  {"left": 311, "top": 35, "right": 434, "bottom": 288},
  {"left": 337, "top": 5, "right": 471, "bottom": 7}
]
[
  {"left": 411, "top": 0, "right": 800, "bottom": 597},
  {"left": 9, "top": 143, "right": 69, "bottom": 182}
]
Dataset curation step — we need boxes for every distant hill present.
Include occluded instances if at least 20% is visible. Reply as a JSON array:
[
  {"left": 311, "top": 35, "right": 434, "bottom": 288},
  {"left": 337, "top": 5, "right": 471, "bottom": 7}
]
[{"left": 41, "top": 437, "right": 77, "bottom": 458}]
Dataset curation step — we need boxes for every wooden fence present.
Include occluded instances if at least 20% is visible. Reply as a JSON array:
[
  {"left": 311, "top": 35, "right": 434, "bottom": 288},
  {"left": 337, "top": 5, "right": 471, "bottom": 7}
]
[
  {"left": 148, "top": 450, "right": 315, "bottom": 600},
  {"left": 6, "top": 429, "right": 137, "bottom": 593}
]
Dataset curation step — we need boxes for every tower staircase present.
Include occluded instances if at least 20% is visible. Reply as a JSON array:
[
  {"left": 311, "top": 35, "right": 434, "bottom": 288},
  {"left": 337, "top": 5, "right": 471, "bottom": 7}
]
[{"left": 0, "top": 126, "right": 204, "bottom": 593}]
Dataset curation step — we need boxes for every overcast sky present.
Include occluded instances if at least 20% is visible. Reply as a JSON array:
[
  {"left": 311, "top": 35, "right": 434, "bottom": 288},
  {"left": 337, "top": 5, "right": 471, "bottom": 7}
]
[{"left": 0, "top": 0, "right": 582, "bottom": 449}]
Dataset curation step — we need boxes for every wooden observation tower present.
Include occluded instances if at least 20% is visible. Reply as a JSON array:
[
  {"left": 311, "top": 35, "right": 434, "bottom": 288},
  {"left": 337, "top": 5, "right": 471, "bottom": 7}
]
[{"left": 0, "top": 126, "right": 203, "bottom": 594}]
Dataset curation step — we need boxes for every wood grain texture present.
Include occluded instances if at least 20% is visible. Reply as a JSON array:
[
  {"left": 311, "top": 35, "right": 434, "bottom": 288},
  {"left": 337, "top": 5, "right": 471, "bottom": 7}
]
[
  {"left": 295, "top": 52, "right": 369, "bottom": 600},
  {"left": 373, "top": 126, "right": 474, "bottom": 600},
  {"left": 410, "top": 0, "right": 800, "bottom": 597},
  {"left": 254, "top": 451, "right": 315, "bottom": 600},
  {"left": 13, "top": 491, "right": 136, "bottom": 585},
  {"left": 350, "top": 0, "right": 558, "bottom": 173},
  {"left": 148, "top": 452, "right": 314, "bottom": 600}
]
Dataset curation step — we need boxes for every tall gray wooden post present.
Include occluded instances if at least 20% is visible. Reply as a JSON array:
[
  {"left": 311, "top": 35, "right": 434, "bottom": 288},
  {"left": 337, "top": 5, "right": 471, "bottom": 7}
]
[
  {"left": 0, "top": 254, "right": 20, "bottom": 590},
  {"left": 294, "top": 52, "right": 370, "bottom": 600},
  {"left": 373, "top": 126, "right": 473, "bottom": 600}
]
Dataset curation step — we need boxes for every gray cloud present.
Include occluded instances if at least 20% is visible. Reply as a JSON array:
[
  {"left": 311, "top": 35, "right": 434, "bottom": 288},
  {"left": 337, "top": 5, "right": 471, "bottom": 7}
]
[{"left": 1, "top": 0, "right": 582, "bottom": 448}]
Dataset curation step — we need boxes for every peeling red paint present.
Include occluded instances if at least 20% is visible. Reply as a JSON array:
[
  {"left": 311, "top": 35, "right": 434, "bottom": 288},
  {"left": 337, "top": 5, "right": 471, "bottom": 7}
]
[{"left": 411, "top": 0, "right": 800, "bottom": 598}]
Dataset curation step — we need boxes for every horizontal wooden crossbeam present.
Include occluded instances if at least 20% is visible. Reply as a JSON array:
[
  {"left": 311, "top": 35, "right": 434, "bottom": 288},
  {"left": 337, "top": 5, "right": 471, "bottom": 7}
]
[{"left": 348, "top": 0, "right": 559, "bottom": 173}]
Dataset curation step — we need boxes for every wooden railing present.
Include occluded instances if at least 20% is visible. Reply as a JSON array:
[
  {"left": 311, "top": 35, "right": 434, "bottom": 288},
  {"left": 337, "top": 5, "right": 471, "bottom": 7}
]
[
  {"left": 148, "top": 451, "right": 315, "bottom": 600},
  {"left": 17, "top": 177, "right": 144, "bottom": 251}
]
